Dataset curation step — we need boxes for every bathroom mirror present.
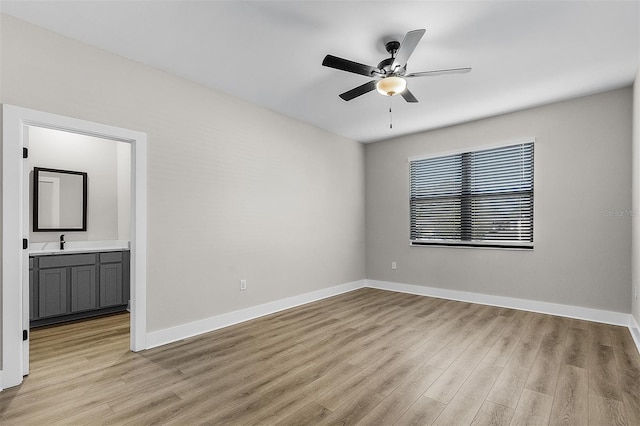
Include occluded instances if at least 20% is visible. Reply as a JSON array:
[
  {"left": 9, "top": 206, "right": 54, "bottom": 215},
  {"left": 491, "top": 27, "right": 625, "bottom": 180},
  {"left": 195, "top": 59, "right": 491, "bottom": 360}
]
[{"left": 33, "top": 167, "right": 87, "bottom": 231}]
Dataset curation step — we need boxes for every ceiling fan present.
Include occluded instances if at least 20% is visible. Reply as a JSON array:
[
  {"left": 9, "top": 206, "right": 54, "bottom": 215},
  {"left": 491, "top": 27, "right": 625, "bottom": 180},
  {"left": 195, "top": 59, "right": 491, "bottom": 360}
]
[{"left": 322, "top": 29, "right": 471, "bottom": 103}]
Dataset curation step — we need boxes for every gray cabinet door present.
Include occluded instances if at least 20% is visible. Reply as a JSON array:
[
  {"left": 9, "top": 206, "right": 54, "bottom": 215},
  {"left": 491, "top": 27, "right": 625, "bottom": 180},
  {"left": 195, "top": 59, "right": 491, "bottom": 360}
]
[
  {"left": 29, "top": 267, "right": 36, "bottom": 320},
  {"left": 38, "top": 268, "right": 68, "bottom": 318},
  {"left": 100, "top": 263, "right": 123, "bottom": 307},
  {"left": 71, "top": 265, "right": 97, "bottom": 312}
]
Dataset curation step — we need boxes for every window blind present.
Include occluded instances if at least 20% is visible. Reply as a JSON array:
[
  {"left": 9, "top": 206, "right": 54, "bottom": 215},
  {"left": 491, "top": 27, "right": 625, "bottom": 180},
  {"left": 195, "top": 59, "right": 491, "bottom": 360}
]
[{"left": 410, "top": 142, "right": 534, "bottom": 248}]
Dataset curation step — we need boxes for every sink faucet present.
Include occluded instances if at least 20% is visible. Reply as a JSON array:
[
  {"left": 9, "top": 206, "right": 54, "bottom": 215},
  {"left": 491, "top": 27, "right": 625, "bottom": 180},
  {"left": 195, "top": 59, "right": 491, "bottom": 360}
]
[{"left": 60, "top": 234, "right": 65, "bottom": 250}]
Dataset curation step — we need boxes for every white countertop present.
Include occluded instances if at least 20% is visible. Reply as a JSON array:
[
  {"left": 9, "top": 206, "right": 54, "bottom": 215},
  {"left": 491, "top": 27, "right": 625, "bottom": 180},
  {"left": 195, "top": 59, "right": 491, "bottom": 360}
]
[{"left": 29, "top": 240, "right": 130, "bottom": 256}]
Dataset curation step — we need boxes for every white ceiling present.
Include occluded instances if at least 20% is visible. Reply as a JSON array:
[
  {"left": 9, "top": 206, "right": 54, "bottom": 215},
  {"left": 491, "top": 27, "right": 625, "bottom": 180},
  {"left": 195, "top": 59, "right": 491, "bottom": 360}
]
[{"left": 1, "top": 1, "right": 638, "bottom": 143}]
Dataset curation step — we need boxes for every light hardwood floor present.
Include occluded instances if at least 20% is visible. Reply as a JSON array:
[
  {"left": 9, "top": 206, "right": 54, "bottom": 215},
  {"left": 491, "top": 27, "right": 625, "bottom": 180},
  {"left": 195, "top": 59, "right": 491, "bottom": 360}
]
[{"left": 1, "top": 288, "right": 639, "bottom": 425}]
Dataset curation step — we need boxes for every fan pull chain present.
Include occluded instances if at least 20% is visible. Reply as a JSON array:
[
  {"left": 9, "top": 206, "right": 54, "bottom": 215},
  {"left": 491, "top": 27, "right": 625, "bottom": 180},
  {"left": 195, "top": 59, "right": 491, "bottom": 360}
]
[{"left": 389, "top": 97, "right": 393, "bottom": 129}]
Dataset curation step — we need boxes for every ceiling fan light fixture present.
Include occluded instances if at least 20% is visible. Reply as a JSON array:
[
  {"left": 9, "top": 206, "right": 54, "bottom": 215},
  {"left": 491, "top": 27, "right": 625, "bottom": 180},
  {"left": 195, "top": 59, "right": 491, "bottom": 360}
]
[{"left": 376, "top": 76, "right": 407, "bottom": 97}]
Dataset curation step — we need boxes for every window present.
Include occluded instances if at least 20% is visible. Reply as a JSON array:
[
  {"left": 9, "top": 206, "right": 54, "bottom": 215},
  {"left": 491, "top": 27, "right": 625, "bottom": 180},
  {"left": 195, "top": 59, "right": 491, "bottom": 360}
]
[{"left": 410, "top": 141, "right": 534, "bottom": 248}]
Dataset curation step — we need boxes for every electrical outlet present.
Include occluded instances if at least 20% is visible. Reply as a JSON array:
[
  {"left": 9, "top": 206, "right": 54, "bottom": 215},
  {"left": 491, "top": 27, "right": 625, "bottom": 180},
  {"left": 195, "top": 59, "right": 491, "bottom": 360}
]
[
  {"left": 240, "top": 279, "right": 247, "bottom": 291},
  {"left": 391, "top": 261, "right": 397, "bottom": 270}
]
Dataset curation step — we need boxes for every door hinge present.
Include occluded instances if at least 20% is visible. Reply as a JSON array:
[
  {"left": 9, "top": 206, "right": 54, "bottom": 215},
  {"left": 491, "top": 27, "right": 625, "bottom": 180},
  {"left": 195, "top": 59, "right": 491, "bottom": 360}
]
[
  {"left": 23, "top": 147, "right": 28, "bottom": 159},
  {"left": 23, "top": 330, "right": 28, "bottom": 341},
  {"left": 23, "top": 238, "right": 28, "bottom": 250}
]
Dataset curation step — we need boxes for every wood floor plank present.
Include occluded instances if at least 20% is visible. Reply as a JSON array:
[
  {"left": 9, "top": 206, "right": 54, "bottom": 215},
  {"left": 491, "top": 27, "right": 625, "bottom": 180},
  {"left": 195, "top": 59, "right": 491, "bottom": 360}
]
[
  {"left": 425, "top": 367, "right": 477, "bottom": 405},
  {"left": 524, "top": 316, "right": 568, "bottom": 396},
  {"left": 431, "top": 362, "right": 503, "bottom": 425},
  {"left": 316, "top": 388, "right": 385, "bottom": 426},
  {"left": 1, "top": 289, "right": 638, "bottom": 426},
  {"left": 364, "top": 349, "right": 431, "bottom": 396},
  {"left": 609, "top": 327, "right": 640, "bottom": 425},
  {"left": 588, "top": 393, "right": 629, "bottom": 426},
  {"left": 314, "top": 362, "right": 391, "bottom": 411},
  {"left": 589, "top": 343, "right": 623, "bottom": 401},
  {"left": 549, "top": 364, "right": 588, "bottom": 426},
  {"left": 276, "top": 402, "right": 332, "bottom": 425},
  {"left": 246, "top": 360, "right": 365, "bottom": 425},
  {"left": 611, "top": 326, "right": 640, "bottom": 373},
  {"left": 563, "top": 327, "right": 589, "bottom": 368},
  {"left": 356, "top": 392, "right": 422, "bottom": 425},
  {"left": 486, "top": 315, "right": 551, "bottom": 409},
  {"left": 482, "top": 311, "right": 533, "bottom": 368},
  {"left": 51, "top": 403, "right": 114, "bottom": 426},
  {"left": 470, "top": 401, "right": 515, "bottom": 426},
  {"left": 181, "top": 360, "right": 321, "bottom": 424},
  {"left": 102, "top": 392, "right": 183, "bottom": 426},
  {"left": 510, "top": 389, "right": 554, "bottom": 426},
  {"left": 619, "top": 370, "right": 640, "bottom": 426},
  {"left": 344, "top": 331, "right": 407, "bottom": 368},
  {"left": 394, "top": 395, "right": 447, "bottom": 426},
  {"left": 426, "top": 309, "right": 499, "bottom": 370},
  {"left": 589, "top": 321, "right": 613, "bottom": 347},
  {"left": 394, "top": 363, "right": 446, "bottom": 397},
  {"left": 425, "top": 315, "right": 508, "bottom": 404}
]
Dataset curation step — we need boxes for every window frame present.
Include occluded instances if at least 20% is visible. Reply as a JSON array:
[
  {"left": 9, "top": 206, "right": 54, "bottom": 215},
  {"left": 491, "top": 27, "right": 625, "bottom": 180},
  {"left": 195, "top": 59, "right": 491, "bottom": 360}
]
[{"left": 408, "top": 139, "right": 535, "bottom": 250}]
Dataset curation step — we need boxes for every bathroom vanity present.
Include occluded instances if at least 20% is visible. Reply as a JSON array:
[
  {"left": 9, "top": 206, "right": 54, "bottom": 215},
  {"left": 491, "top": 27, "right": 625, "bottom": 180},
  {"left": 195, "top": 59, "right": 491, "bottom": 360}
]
[
  {"left": 29, "top": 248, "right": 130, "bottom": 327},
  {"left": 29, "top": 164, "right": 131, "bottom": 326}
]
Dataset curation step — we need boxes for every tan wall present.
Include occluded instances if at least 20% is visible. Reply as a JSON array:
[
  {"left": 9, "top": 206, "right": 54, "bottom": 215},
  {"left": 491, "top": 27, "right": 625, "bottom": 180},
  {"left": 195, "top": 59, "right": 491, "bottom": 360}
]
[
  {"left": 366, "top": 87, "right": 633, "bottom": 313},
  {"left": 0, "top": 14, "right": 366, "bottom": 333}
]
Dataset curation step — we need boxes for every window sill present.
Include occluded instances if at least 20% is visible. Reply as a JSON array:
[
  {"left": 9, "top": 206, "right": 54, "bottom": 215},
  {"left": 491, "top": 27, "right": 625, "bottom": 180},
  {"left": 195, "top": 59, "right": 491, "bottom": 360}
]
[{"left": 410, "top": 241, "right": 534, "bottom": 250}]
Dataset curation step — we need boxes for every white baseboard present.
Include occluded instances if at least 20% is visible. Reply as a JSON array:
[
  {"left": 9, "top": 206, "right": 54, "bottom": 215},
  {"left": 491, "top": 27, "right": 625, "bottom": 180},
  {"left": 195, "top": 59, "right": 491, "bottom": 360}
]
[
  {"left": 145, "top": 279, "right": 366, "bottom": 349},
  {"left": 366, "top": 279, "right": 632, "bottom": 327}
]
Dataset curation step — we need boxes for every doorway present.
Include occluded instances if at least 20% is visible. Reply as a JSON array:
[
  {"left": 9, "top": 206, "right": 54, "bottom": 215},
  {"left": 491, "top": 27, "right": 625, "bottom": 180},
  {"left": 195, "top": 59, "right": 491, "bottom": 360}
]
[
  {"left": 27, "top": 126, "right": 132, "bottom": 361},
  {"left": 2, "top": 105, "right": 147, "bottom": 390}
]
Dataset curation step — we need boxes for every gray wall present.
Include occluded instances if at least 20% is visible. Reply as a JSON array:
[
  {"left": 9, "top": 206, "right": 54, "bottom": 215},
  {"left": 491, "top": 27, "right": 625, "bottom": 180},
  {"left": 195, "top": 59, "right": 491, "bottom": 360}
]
[
  {"left": 366, "top": 87, "right": 633, "bottom": 313},
  {"left": 28, "top": 126, "right": 130, "bottom": 242},
  {"left": 0, "top": 14, "right": 366, "bottom": 333},
  {"left": 633, "top": 69, "right": 640, "bottom": 324}
]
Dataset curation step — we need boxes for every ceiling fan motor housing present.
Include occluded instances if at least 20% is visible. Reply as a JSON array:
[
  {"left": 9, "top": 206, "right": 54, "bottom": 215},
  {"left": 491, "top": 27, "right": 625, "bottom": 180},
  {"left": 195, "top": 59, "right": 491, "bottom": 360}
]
[
  {"left": 385, "top": 40, "right": 401, "bottom": 54},
  {"left": 378, "top": 41, "right": 406, "bottom": 75},
  {"left": 377, "top": 57, "right": 405, "bottom": 76}
]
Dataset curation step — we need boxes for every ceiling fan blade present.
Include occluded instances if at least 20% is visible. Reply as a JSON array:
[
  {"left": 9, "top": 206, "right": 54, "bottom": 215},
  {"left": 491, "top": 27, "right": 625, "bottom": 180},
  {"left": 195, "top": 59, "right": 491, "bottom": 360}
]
[
  {"left": 401, "top": 89, "right": 418, "bottom": 103},
  {"left": 406, "top": 67, "right": 472, "bottom": 78},
  {"left": 391, "top": 29, "right": 426, "bottom": 70},
  {"left": 339, "top": 80, "right": 377, "bottom": 101},
  {"left": 323, "top": 55, "right": 381, "bottom": 77}
]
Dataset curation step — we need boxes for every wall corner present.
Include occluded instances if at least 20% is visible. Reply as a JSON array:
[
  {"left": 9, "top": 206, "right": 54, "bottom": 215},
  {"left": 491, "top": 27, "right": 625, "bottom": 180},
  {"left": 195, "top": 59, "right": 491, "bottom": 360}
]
[{"left": 632, "top": 69, "right": 640, "bottom": 330}]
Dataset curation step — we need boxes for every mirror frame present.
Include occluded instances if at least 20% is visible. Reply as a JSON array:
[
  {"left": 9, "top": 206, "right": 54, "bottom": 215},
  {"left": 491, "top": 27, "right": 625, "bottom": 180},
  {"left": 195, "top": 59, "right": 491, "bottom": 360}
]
[{"left": 33, "top": 167, "right": 88, "bottom": 232}]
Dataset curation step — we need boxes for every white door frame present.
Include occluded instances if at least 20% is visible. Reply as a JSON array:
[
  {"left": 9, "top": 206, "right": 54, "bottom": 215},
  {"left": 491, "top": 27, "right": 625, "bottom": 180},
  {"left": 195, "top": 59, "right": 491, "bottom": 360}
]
[{"left": 1, "top": 105, "right": 147, "bottom": 390}]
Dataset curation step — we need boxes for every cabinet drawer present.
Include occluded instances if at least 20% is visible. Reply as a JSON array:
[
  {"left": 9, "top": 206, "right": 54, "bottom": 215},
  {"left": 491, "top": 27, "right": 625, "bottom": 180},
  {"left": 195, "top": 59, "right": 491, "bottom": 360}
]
[
  {"left": 100, "top": 251, "right": 123, "bottom": 263},
  {"left": 38, "top": 253, "right": 97, "bottom": 268}
]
